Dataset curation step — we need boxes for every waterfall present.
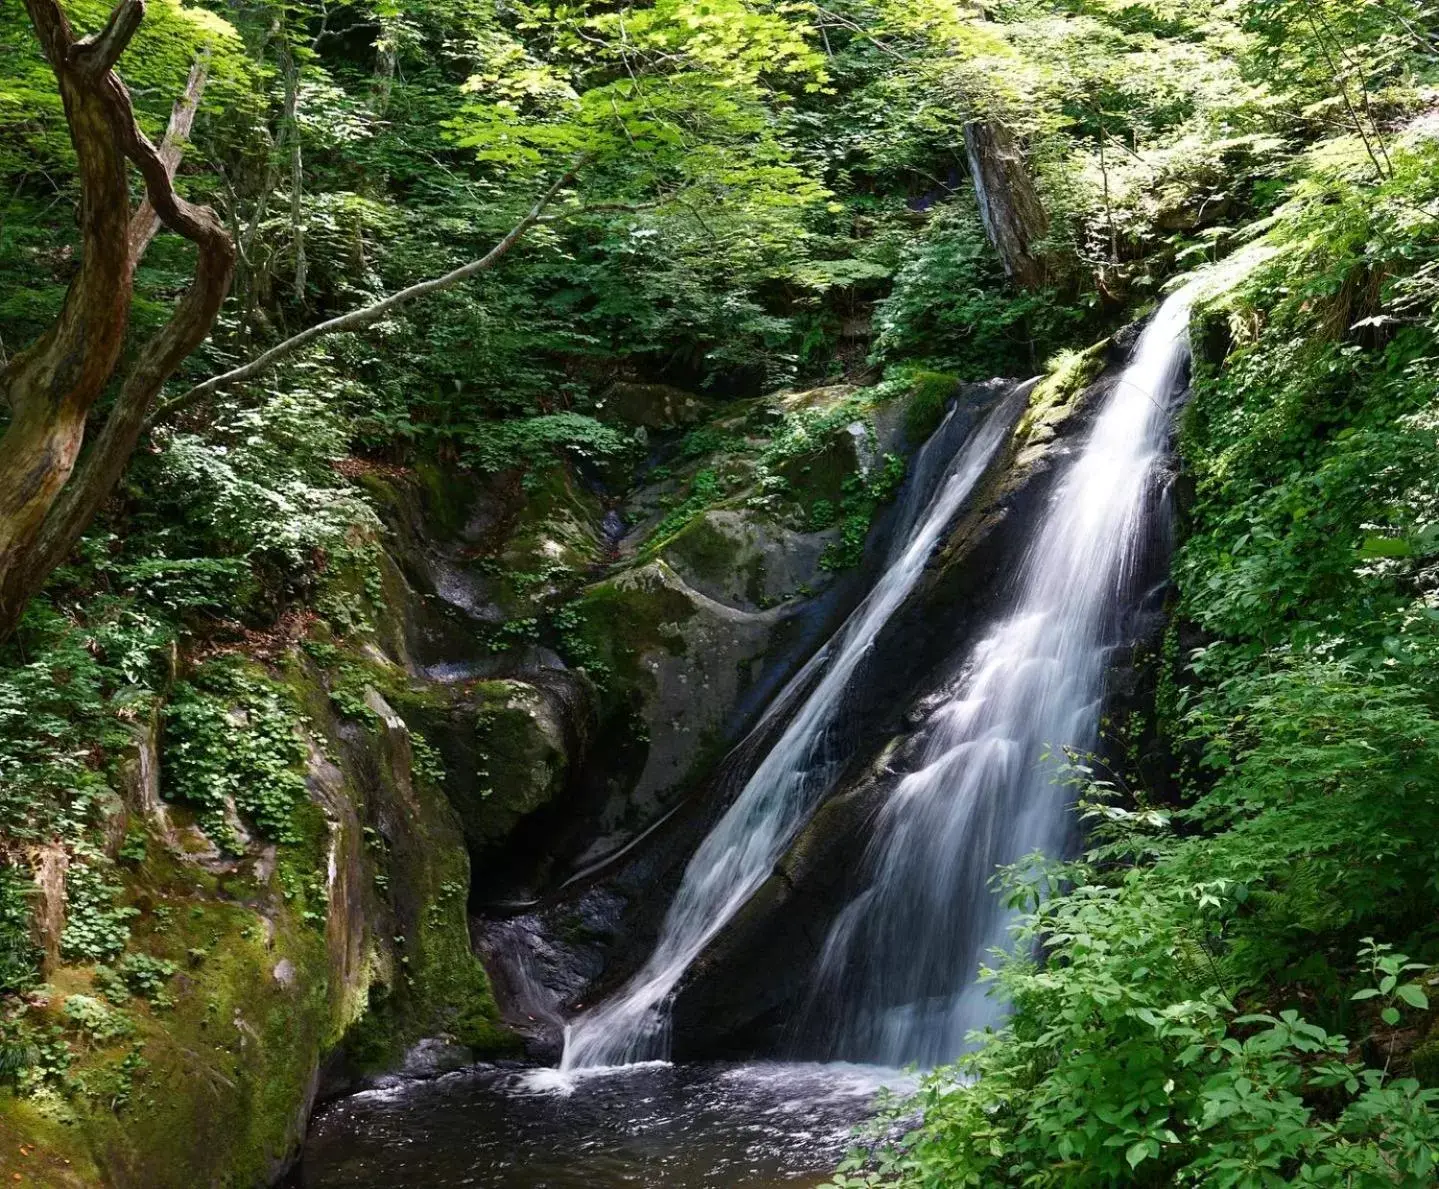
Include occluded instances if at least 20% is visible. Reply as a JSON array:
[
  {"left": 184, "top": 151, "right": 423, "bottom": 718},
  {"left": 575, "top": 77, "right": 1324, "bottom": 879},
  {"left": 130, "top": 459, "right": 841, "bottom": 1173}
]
[
  {"left": 801, "top": 287, "right": 1195, "bottom": 1068},
  {"left": 560, "top": 390, "right": 1022, "bottom": 1071}
]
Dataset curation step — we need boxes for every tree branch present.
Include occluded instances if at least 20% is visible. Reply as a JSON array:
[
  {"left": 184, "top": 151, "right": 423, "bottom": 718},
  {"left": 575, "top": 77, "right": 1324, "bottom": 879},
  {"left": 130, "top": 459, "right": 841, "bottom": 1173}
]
[
  {"left": 28, "top": 37, "right": 234, "bottom": 596},
  {"left": 70, "top": 0, "right": 145, "bottom": 80},
  {"left": 129, "top": 54, "right": 208, "bottom": 264},
  {"left": 813, "top": 6, "right": 907, "bottom": 61},
  {"left": 146, "top": 163, "right": 585, "bottom": 428}
]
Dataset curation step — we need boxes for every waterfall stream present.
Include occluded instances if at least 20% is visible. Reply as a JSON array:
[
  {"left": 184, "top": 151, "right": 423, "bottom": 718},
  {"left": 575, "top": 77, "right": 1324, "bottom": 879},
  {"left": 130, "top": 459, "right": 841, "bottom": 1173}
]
[
  {"left": 802, "top": 287, "right": 1195, "bottom": 1067},
  {"left": 560, "top": 391, "right": 1021, "bottom": 1070},
  {"left": 561, "top": 283, "right": 1196, "bottom": 1074}
]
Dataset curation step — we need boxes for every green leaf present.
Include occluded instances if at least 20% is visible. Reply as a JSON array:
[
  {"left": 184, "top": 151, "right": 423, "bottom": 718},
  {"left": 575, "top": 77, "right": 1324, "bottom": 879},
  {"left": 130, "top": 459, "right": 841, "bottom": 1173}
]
[
  {"left": 1396, "top": 984, "right": 1428, "bottom": 1010},
  {"left": 1381, "top": 1006, "right": 1402, "bottom": 1026},
  {"left": 1357, "top": 535, "right": 1411, "bottom": 560}
]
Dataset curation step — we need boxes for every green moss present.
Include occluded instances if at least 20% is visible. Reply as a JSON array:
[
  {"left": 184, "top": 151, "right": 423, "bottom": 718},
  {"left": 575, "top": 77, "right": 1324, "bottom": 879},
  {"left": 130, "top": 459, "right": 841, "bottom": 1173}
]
[
  {"left": 1017, "top": 340, "right": 1109, "bottom": 439},
  {"left": 1412, "top": 1036, "right": 1439, "bottom": 1088},
  {"left": 562, "top": 569, "right": 697, "bottom": 695},
  {"left": 413, "top": 461, "right": 473, "bottom": 540},
  {"left": 776, "top": 435, "right": 856, "bottom": 508},
  {"left": 500, "top": 465, "right": 604, "bottom": 571},
  {"left": 0, "top": 1095, "right": 103, "bottom": 1187},
  {"left": 403, "top": 680, "right": 569, "bottom": 856},
  {"left": 904, "top": 371, "right": 958, "bottom": 443},
  {"left": 31, "top": 840, "right": 336, "bottom": 1189},
  {"left": 662, "top": 516, "right": 743, "bottom": 587},
  {"left": 341, "top": 804, "right": 514, "bottom": 1068},
  {"left": 0, "top": 639, "right": 518, "bottom": 1186}
]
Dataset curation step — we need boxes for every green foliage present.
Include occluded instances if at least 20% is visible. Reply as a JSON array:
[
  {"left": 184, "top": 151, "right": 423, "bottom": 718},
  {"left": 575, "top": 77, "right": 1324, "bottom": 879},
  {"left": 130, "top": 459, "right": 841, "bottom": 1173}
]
[
  {"left": 61, "top": 857, "right": 137, "bottom": 963},
  {"left": 61, "top": 996, "right": 135, "bottom": 1048},
  {"left": 116, "top": 953, "right": 180, "bottom": 1005},
  {"left": 164, "top": 661, "right": 311, "bottom": 849},
  {"left": 461, "top": 413, "right": 634, "bottom": 475},
  {"left": 820, "top": 453, "right": 907, "bottom": 571},
  {"left": 0, "top": 870, "right": 38, "bottom": 996},
  {"left": 836, "top": 849, "right": 1439, "bottom": 1187},
  {"left": 651, "top": 469, "right": 727, "bottom": 542},
  {"left": 874, "top": 202, "right": 1079, "bottom": 377},
  {"left": 902, "top": 372, "right": 957, "bottom": 444}
]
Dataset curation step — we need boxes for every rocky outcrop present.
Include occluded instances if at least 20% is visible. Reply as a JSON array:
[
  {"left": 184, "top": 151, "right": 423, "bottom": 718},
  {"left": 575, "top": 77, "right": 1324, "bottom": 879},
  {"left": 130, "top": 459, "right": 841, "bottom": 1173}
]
[
  {"left": 667, "top": 336, "right": 1185, "bottom": 1056},
  {"left": 661, "top": 511, "right": 838, "bottom": 611},
  {"left": 0, "top": 652, "right": 511, "bottom": 1189}
]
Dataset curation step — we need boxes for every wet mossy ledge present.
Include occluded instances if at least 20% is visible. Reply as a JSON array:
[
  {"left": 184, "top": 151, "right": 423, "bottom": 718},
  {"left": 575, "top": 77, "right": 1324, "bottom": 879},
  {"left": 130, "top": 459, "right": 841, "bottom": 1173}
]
[{"left": 0, "top": 622, "right": 520, "bottom": 1187}]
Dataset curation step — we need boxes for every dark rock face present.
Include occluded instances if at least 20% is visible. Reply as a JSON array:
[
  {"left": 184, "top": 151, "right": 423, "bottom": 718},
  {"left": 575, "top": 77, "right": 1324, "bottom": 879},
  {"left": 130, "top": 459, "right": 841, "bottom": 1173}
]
[{"left": 601, "top": 382, "right": 712, "bottom": 430}]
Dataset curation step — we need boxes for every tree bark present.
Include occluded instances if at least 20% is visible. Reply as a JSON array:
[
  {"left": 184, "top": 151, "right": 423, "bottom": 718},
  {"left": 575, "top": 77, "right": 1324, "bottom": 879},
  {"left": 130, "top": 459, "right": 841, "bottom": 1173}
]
[
  {"left": 963, "top": 120, "right": 1052, "bottom": 290},
  {"left": 128, "top": 55, "right": 208, "bottom": 263},
  {"left": 0, "top": 0, "right": 235, "bottom": 641}
]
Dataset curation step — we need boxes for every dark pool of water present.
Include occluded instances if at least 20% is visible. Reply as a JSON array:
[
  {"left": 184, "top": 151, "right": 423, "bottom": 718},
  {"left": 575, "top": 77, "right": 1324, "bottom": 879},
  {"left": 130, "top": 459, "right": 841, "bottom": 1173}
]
[{"left": 288, "top": 1061, "right": 910, "bottom": 1188}]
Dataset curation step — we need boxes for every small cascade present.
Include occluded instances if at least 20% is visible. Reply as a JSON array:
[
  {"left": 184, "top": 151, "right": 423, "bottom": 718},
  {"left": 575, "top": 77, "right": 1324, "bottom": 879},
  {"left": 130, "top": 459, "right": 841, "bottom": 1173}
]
[
  {"left": 560, "top": 391, "right": 1022, "bottom": 1070},
  {"left": 801, "top": 287, "right": 1196, "bottom": 1067}
]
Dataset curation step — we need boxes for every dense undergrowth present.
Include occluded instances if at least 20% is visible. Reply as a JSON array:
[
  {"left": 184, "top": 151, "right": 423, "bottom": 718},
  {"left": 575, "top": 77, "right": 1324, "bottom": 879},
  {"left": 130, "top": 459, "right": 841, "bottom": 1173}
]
[{"left": 2, "top": 0, "right": 1439, "bottom": 1180}]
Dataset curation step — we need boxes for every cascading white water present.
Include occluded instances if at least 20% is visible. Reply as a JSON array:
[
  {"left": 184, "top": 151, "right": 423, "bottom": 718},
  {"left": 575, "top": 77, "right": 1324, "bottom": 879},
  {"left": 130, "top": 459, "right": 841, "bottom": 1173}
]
[
  {"left": 560, "top": 393, "right": 1021, "bottom": 1071},
  {"left": 801, "top": 287, "right": 1196, "bottom": 1068}
]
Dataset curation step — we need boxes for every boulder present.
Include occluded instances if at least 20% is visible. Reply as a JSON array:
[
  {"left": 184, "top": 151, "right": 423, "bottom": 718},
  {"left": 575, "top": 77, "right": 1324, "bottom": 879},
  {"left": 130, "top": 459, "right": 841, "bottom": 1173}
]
[{"left": 601, "top": 382, "right": 710, "bottom": 430}]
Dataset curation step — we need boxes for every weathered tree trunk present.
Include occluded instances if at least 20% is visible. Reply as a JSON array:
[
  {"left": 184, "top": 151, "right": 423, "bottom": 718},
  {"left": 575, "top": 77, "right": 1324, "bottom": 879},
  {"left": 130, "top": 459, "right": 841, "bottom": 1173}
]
[
  {"left": 963, "top": 120, "right": 1052, "bottom": 290},
  {"left": 0, "top": 0, "right": 235, "bottom": 642},
  {"left": 128, "top": 55, "right": 208, "bottom": 261}
]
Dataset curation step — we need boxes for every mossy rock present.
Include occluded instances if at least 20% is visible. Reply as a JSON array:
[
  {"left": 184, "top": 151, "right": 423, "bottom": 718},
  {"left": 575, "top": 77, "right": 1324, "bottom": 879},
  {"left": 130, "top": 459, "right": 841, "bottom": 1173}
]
[
  {"left": 0, "top": 1098, "right": 103, "bottom": 1187},
  {"left": 1017, "top": 340, "right": 1109, "bottom": 447},
  {"left": 903, "top": 371, "right": 959, "bottom": 444},
  {"left": 566, "top": 564, "right": 698, "bottom": 697},
  {"left": 600, "top": 382, "right": 710, "bottom": 430},
  {"left": 499, "top": 466, "right": 605, "bottom": 572},
  {"left": 410, "top": 679, "right": 574, "bottom": 858},
  {"left": 661, "top": 510, "right": 834, "bottom": 611},
  {"left": 0, "top": 648, "right": 516, "bottom": 1188},
  {"left": 1413, "top": 1033, "right": 1439, "bottom": 1088},
  {"left": 775, "top": 432, "right": 860, "bottom": 509}
]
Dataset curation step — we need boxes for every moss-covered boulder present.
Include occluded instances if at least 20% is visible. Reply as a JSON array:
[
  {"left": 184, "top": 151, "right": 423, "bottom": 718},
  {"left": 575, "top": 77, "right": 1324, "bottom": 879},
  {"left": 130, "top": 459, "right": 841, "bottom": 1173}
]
[
  {"left": 659, "top": 510, "right": 837, "bottom": 611},
  {"left": 563, "top": 559, "right": 817, "bottom": 846},
  {"left": 0, "top": 652, "right": 515, "bottom": 1189},
  {"left": 403, "top": 675, "right": 587, "bottom": 865},
  {"left": 600, "top": 382, "right": 710, "bottom": 430}
]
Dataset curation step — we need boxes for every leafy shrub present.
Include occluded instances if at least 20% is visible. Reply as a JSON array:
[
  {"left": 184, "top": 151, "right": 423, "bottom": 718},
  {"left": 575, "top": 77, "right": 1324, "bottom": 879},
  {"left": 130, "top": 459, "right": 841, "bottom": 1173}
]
[
  {"left": 873, "top": 203, "right": 1079, "bottom": 379},
  {"left": 820, "top": 454, "right": 906, "bottom": 571},
  {"left": 117, "top": 953, "right": 179, "bottom": 1003},
  {"left": 60, "top": 858, "right": 136, "bottom": 963},
  {"left": 62, "top": 995, "right": 134, "bottom": 1047},
  {"left": 460, "top": 413, "right": 634, "bottom": 476},
  {"left": 164, "top": 661, "right": 310, "bottom": 849},
  {"left": 0, "top": 869, "right": 38, "bottom": 996}
]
